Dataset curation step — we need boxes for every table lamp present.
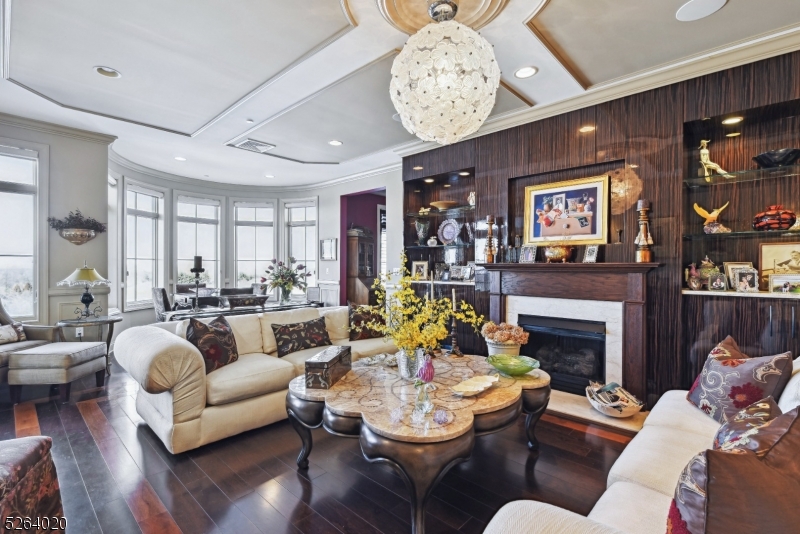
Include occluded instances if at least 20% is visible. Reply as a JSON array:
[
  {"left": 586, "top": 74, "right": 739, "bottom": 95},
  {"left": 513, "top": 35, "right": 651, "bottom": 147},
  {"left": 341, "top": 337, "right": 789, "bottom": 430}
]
[{"left": 58, "top": 261, "right": 109, "bottom": 318}]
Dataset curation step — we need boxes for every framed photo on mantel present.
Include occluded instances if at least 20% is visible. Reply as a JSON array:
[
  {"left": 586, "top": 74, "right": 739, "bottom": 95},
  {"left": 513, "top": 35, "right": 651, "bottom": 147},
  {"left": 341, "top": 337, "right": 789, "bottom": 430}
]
[{"left": 523, "top": 175, "right": 610, "bottom": 246}]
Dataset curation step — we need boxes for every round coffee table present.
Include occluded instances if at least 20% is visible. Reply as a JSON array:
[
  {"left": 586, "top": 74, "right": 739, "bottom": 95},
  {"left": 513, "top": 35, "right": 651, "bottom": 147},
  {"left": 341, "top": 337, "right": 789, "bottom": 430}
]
[{"left": 286, "top": 354, "right": 551, "bottom": 534}]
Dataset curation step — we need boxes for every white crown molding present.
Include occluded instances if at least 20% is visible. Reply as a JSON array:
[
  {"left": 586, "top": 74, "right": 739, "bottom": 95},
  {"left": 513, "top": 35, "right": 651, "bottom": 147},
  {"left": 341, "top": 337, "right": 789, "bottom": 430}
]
[
  {"left": 395, "top": 25, "right": 800, "bottom": 158},
  {"left": 109, "top": 147, "right": 401, "bottom": 193},
  {"left": 0, "top": 112, "right": 116, "bottom": 145}
]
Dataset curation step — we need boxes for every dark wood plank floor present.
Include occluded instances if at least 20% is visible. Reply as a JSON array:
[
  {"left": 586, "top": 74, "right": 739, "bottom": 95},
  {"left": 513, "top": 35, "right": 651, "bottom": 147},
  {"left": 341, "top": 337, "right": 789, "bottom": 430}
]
[{"left": 0, "top": 360, "right": 631, "bottom": 534}]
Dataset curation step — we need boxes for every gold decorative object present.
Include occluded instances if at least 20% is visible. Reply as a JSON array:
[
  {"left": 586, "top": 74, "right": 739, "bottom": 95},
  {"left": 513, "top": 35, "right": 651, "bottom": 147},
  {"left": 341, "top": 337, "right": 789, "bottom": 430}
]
[
  {"left": 634, "top": 199, "right": 653, "bottom": 263},
  {"left": 430, "top": 200, "right": 459, "bottom": 211},
  {"left": 698, "top": 256, "right": 720, "bottom": 287},
  {"left": 698, "top": 140, "right": 728, "bottom": 181},
  {"left": 58, "top": 228, "right": 97, "bottom": 246},
  {"left": 694, "top": 202, "right": 732, "bottom": 234},
  {"left": 544, "top": 245, "right": 573, "bottom": 263},
  {"left": 485, "top": 216, "right": 497, "bottom": 263},
  {"left": 418, "top": 207, "right": 431, "bottom": 215}
]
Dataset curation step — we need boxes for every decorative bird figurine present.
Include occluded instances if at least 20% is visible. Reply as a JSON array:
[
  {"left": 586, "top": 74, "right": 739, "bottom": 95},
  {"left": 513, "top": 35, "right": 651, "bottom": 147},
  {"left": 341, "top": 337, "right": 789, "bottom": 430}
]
[{"left": 694, "top": 202, "right": 732, "bottom": 234}]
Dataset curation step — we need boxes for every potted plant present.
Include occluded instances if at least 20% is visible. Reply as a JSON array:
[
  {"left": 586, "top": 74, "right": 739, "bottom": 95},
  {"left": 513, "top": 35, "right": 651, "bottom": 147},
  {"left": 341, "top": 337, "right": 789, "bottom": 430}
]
[
  {"left": 265, "top": 257, "right": 311, "bottom": 303},
  {"left": 357, "top": 252, "right": 484, "bottom": 380},
  {"left": 481, "top": 322, "right": 529, "bottom": 356},
  {"left": 47, "top": 210, "right": 107, "bottom": 245}
]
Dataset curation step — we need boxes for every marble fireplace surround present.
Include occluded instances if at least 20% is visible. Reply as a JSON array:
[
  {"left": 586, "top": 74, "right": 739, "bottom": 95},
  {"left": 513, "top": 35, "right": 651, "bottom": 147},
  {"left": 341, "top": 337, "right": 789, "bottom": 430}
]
[{"left": 479, "top": 262, "right": 659, "bottom": 432}]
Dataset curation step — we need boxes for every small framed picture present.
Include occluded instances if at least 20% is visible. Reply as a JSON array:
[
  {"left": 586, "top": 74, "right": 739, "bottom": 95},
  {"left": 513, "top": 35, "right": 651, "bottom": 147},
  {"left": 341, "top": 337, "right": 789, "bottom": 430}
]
[
  {"left": 519, "top": 245, "right": 537, "bottom": 263},
  {"left": 434, "top": 263, "right": 448, "bottom": 280},
  {"left": 708, "top": 273, "right": 728, "bottom": 291},
  {"left": 320, "top": 238, "right": 337, "bottom": 261},
  {"left": 768, "top": 274, "right": 800, "bottom": 294},
  {"left": 583, "top": 245, "right": 599, "bottom": 263},
  {"left": 462, "top": 266, "right": 474, "bottom": 281},
  {"left": 723, "top": 262, "right": 753, "bottom": 282},
  {"left": 411, "top": 261, "right": 428, "bottom": 279},
  {"left": 760, "top": 242, "right": 800, "bottom": 289},
  {"left": 732, "top": 267, "right": 760, "bottom": 293},
  {"left": 440, "top": 271, "right": 451, "bottom": 281}
]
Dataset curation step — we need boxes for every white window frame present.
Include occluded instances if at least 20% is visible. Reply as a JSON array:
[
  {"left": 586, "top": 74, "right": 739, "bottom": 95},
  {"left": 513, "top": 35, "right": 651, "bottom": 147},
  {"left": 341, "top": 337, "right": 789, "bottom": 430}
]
[
  {"left": 229, "top": 197, "right": 277, "bottom": 289},
  {"left": 0, "top": 138, "right": 48, "bottom": 323},
  {"left": 281, "top": 198, "right": 318, "bottom": 293},
  {"left": 174, "top": 192, "right": 224, "bottom": 289},
  {"left": 122, "top": 180, "right": 165, "bottom": 311}
]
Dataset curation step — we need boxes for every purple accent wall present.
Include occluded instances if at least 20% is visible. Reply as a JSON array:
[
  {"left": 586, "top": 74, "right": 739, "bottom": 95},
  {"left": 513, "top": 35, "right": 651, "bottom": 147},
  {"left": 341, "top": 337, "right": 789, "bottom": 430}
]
[{"left": 340, "top": 191, "right": 386, "bottom": 305}]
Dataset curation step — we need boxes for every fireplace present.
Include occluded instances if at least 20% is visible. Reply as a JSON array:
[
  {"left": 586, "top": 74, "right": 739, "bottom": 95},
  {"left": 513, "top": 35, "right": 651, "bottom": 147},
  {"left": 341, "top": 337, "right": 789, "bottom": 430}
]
[{"left": 518, "top": 314, "right": 606, "bottom": 395}]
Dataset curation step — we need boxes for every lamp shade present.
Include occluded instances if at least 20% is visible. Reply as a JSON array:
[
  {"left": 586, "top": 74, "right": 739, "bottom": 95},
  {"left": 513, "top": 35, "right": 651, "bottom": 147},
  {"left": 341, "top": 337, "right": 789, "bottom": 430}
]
[{"left": 58, "top": 262, "right": 109, "bottom": 287}]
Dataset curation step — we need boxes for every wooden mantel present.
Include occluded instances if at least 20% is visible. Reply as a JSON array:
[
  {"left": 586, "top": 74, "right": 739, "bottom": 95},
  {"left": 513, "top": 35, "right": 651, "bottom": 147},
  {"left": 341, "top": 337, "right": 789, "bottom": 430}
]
[{"left": 478, "top": 262, "right": 660, "bottom": 402}]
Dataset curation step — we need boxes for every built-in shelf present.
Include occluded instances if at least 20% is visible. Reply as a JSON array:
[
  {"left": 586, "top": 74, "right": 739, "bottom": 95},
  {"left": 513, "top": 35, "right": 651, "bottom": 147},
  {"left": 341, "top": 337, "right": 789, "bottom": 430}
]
[
  {"left": 684, "top": 164, "right": 800, "bottom": 188},
  {"left": 682, "top": 289, "right": 800, "bottom": 300},
  {"left": 405, "top": 243, "right": 472, "bottom": 249},
  {"left": 405, "top": 205, "right": 475, "bottom": 218},
  {"left": 683, "top": 229, "right": 800, "bottom": 240}
]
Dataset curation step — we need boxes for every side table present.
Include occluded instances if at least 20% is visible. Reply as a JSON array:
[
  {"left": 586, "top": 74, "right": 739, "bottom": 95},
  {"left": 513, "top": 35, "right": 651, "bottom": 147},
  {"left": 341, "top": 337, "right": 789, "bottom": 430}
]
[{"left": 56, "top": 316, "right": 123, "bottom": 375}]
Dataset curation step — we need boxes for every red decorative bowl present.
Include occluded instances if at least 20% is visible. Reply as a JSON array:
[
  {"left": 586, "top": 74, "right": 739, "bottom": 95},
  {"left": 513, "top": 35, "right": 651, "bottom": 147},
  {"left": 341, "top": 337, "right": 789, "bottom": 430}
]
[{"left": 753, "top": 205, "right": 797, "bottom": 231}]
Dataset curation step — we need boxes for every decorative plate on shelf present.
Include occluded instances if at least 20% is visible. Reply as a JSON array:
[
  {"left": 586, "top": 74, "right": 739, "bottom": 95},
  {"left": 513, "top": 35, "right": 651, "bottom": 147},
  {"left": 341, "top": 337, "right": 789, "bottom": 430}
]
[
  {"left": 430, "top": 200, "right": 458, "bottom": 211},
  {"left": 438, "top": 219, "right": 462, "bottom": 245}
]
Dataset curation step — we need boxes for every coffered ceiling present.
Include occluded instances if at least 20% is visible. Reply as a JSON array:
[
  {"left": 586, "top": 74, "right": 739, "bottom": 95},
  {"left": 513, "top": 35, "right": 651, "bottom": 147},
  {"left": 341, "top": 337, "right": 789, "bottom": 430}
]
[{"left": 0, "top": 0, "right": 799, "bottom": 187}]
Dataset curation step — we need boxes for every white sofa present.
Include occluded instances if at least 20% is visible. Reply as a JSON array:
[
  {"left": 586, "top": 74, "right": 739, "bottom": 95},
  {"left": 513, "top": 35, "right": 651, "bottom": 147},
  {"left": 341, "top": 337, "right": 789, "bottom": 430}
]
[
  {"left": 114, "top": 306, "right": 397, "bottom": 454},
  {"left": 484, "top": 357, "right": 800, "bottom": 534}
]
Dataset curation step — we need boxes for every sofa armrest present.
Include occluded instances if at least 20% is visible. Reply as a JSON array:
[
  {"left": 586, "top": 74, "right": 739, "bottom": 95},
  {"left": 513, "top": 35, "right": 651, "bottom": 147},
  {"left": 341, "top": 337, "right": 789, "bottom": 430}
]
[
  {"left": 115, "top": 326, "right": 206, "bottom": 422},
  {"left": 22, "top": 325, "right": 62, "bottom": 342},
  {"left": 0, "top": 437, "right": 62, "bottom": 520},
  {"left": 484, "top": 501, "right": 624, "bottom": 534}
]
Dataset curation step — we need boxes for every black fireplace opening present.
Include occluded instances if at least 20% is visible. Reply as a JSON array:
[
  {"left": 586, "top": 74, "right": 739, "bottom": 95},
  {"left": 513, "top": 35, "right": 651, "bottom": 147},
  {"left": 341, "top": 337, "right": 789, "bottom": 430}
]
[{"left": 518, "top": 314, "right": 606, "bottom": 395}]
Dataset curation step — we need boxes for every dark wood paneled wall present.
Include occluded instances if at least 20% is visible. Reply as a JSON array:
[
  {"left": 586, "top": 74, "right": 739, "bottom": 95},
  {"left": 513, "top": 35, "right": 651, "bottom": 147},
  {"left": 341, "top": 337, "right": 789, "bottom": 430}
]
[{"left": 402, "top": 51, "right": 800, "bottom": 405}]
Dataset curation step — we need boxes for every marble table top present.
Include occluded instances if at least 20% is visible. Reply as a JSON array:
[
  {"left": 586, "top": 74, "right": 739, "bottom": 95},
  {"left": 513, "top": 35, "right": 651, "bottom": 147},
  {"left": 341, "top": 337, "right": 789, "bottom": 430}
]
[{"left": 288, "top": 354, "right": 550, "bottom": 443}]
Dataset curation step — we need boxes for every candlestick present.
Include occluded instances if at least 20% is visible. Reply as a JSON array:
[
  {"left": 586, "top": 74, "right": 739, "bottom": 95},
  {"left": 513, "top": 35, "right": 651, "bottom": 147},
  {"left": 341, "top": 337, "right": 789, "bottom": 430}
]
[
  {"left": 452, "top": 288, "right": 456, "bottom": 311},
  {"left": 634, "top": 199, "right": 654, "bottom": 263},
  {"left": 192, "top": 256, "right": 203, "bottom": 272}
]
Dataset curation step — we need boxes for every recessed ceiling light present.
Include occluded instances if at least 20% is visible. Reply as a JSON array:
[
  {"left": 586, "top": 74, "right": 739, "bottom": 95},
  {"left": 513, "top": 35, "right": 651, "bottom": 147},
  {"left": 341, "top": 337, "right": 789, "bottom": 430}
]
[
  {"left": 245, "top": 119, "right": 254, "bottom": 124},
  {"left": 676, "top": 0, "right": 727, "bottom": 22},
  {"left": 459, "top": 172, "right": 470, "bottom": 176},
  {"left": 413, "top": 166, "right": 423, "bottom": 171},
  {"left": 514, "top": 66, "right": 538, "bottom": 79},
  {"left": 726, "top": 132, "right": 741, "bottom": 137},
  {"left": 264, "top": 174, "right": 274, "bottom": 178},
  {"left": 444, "top": 184, "right": 451, "bottom": 188},
  {"left": 329, "top": 140, "right": 343, "bottom": 146},
  {"left": 174, "top": 156, "right": 186, "bottom": 161},
  {"left": 94, "top": 66, "right": 121, "bottom": 78},
  {"left": 424, "top": 178, "right": 434, "bottom": 183},
  {"left": 722, "top": 116, "right": 743, "bottom": 125},
  {"left": 579, "top": 126, "right": 596, "bottom": 133}
]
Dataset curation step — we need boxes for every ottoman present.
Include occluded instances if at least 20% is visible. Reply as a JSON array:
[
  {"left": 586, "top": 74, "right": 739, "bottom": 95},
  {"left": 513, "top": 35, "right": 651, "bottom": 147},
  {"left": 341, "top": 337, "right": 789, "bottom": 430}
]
[{"left": 8, "top": 342, "right": 107, "bottom": 403}]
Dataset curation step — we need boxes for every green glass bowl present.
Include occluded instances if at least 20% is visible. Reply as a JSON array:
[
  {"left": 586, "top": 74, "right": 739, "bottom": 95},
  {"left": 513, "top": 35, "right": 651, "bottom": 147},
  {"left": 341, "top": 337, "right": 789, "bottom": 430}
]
[{"left": 487, "top": 354, "right": 540, "bottom": 376}]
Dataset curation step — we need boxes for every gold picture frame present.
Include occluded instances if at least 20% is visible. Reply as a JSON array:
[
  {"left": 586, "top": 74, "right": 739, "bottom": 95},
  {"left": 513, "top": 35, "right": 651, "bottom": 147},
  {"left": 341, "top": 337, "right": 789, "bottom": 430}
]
[{"left": 523, "top": 175, "right": 610, "bottom": 246}]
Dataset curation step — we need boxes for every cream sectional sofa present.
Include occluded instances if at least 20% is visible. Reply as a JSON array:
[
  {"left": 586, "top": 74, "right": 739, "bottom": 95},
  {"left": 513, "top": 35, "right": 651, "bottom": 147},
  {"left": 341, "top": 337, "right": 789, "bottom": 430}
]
[
  {"left": 114, "top": 306, "right": 396, "bottom": 453},
  {"left": 484, "top": 356, "right": 800, "bottom": 534}
]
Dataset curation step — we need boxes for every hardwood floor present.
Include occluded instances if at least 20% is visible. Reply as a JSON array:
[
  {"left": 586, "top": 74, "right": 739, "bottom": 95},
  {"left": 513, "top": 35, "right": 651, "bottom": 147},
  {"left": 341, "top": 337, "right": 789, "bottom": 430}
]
[{"left": 0, "top": 361, "right": 631, "bottom": 534}]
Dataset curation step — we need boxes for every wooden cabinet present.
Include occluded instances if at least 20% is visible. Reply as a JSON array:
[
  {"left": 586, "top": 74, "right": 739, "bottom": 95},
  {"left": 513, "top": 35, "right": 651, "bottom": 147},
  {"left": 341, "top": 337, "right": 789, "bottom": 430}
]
[{"left": 347, "top": 234, "right": 376, "bottom": 305}]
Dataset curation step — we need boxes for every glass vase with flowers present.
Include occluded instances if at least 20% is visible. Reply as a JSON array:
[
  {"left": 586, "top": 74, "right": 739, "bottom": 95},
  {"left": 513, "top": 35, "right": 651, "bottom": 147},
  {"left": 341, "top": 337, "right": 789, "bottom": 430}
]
[{"left": 265, "top": 257, "right": 311, "bottom": 304}]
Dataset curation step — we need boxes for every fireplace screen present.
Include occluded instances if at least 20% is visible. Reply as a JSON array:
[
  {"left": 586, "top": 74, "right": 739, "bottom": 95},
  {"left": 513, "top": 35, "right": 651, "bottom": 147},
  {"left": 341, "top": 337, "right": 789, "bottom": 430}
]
[{"left": 518, "top": 315, "right": 605, "bottom": 395}]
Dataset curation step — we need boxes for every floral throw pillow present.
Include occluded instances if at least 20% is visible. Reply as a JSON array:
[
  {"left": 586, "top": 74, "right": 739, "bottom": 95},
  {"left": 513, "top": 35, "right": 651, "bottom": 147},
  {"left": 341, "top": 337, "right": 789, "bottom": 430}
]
[
  {"left": 10, "top": 322, "right": 26, "bottom": 342},
  {"left": 272, "top": 317, "right": 331, "bottom": 358},
  {"left": 0, "top": 325, "right": 18, "bottom": 345},
  {"left": 349, "top": 304, "right": 384, "bottom": 341},
  {"left": 186, "top": 316, "right": 239, "bottom": 374},
  {"left": 687, "top": 338, "right": 793, "bottom": 423},
  {"left": 713, "top": 397, "right": 782, "bottom": 450}
]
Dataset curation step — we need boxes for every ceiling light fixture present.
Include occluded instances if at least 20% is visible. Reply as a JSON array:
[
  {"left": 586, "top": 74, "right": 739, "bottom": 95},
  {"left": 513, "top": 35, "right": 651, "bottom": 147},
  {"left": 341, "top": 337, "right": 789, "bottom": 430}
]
[
  {"left": 579, "top": 126, "right": 596, "bottom": 133},
  {"left": 726, "top": 132, "right": 741, "bottom": 137},
  {"left": 390, "top": 0, "right": 501, "bottom": 145},
  {"left": 444, "top": 184, "right": 451, "bottom": 188},
  {"left": 514, "top": 66, "right": 538, "bottom": 79},
  {"left": 676, "top": 0, "right": 727, "bottom": 22},
  {"left": 413, "top": 166, "right": 424, "bottom": 171},
  {"left": 245, "top": 119, "right": 254, "bottom": 124},
  {"left": 328, "top": 140, "right": 343, "bottom": 146},
  {"left": 459, "top": 171, "right": 470, "bottom": 176},
  {"left": 174, "top": 156, "right": 186, "bottom": 161},
  {"left": 94, "top": 66, "right": 121, "bottom": 78},
  {"left": 424, "top": 178, "right": 435, "bottom": 183},
  {"left": 722, "top": 116, "right": 743, "bottom": 125},
  {"left": 264, "top": 174, "right": 274, "bottom": 178}
]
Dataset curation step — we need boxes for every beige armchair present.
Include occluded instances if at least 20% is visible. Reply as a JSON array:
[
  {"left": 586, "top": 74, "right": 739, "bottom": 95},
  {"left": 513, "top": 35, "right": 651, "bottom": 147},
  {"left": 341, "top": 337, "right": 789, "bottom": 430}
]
[{"left": 0, "top": 300, "right": 62, "bottom": 382}]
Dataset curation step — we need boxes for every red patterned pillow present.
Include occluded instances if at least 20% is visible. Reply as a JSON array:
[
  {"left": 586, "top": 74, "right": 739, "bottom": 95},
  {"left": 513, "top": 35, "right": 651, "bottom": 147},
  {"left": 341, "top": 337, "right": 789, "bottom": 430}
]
[
  {"left": 186, "top": 316, "right": 239, "bottom": 374},
  {"left": 687, "top": 338, "right": 792, "bottom": 423},
  {"left": 271, "top": 317, "right": 331, "bottom": 358},
  {"left": 349, "top": 304, "right": 384, "bottom": 341}
]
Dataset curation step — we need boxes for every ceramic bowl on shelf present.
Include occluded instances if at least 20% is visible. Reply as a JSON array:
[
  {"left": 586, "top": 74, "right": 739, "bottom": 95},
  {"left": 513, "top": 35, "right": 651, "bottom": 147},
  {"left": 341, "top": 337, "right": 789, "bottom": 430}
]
[
  {"left": 430, "top": 201, "right": 459, "bottom": 211},
  {"left": 752, "top": 149, "right": 800, "bottom": 168},
  {"left": 487, "top": 354, "right": 540, "bottom": 376}
]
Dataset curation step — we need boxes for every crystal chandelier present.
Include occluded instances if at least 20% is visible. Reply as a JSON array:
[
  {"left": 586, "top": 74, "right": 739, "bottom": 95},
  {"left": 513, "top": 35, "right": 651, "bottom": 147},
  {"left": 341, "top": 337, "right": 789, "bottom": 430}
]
[{"left": 390, "top": 1, "right": 501, "bottom": 145}]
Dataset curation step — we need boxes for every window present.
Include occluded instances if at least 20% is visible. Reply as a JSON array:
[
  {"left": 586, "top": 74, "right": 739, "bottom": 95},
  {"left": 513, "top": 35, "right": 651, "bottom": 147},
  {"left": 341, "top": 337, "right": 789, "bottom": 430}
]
[
  {"left": 125, "top": 186, "right": 161, "bottom": 307},
  {"left": 0, "top": 150, "right": 37, "bottom": 319},
  {"left": 177, "top": 196, "right": 220, "bottom": 286},
  {"left": 285, "top": 201, "right": 317, "bottom": 292},
  {"left": 234, "top": 202, "right": 274, "bottom": 287}
]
